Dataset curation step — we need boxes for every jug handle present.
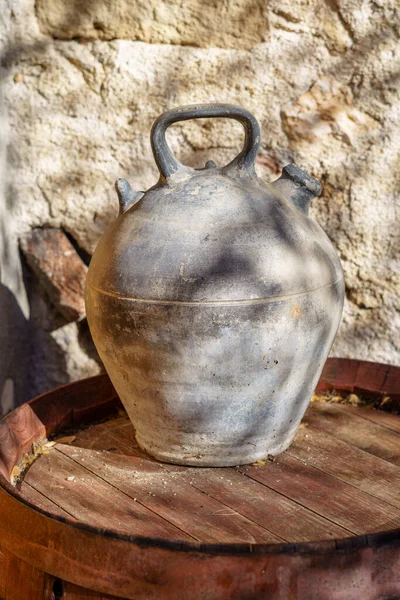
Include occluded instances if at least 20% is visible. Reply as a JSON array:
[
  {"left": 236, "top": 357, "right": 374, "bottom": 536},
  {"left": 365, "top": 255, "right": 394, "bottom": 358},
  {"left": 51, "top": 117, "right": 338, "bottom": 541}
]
[{"left": 151, "top": 103, "right": 261, "bottom": 182}]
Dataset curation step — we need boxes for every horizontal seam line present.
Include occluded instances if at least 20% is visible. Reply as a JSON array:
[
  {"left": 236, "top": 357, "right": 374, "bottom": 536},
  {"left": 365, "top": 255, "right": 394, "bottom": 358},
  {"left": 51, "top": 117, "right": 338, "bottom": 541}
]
[{"left": 87, "top": 275, "right": 343, "bottom": 306}]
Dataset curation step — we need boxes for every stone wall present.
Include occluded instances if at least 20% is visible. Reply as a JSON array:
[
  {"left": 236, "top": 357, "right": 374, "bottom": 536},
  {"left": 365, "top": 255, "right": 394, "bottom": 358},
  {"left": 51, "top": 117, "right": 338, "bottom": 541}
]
[{"left": 0, "top": 0, "right": 399, "bottom": 413}]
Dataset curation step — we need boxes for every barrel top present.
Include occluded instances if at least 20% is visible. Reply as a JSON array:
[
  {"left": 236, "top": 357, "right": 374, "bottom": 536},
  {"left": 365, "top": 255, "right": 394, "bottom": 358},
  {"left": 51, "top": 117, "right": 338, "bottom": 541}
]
[
  {"left": 0, "top": 357, "right": 399, "bottom": 550},
  {"left": 0, "top": 358, "right": 399, "bottom": 598}
]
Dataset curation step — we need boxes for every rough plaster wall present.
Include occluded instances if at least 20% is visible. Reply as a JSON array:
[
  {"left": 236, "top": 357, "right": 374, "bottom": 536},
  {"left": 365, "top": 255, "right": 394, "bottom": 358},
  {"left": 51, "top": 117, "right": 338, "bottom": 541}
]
[
  {"left": 0, "top": 0, "right": 399, "bottom": 411},
  {"left": 0, "top": 0, "right": 32, "bottom": 413}
]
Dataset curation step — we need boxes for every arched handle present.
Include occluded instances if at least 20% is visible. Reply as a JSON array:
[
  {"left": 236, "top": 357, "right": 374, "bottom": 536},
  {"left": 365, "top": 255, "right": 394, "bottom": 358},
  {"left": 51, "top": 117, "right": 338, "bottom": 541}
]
[{"left": 150, "top": 103, "right": 261, "bottom": 181}]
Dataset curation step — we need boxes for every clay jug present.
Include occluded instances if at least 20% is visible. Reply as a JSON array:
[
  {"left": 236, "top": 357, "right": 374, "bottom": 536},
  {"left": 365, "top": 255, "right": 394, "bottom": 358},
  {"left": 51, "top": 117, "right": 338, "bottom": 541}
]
[{"left": 86, "top": 104, "right": 344, "bottom": 466}]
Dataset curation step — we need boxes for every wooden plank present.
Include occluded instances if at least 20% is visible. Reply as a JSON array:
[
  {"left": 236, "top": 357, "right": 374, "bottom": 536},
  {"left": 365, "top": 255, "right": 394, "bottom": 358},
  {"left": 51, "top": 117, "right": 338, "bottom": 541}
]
[
  {"left": 17, "top": 482, "right": 75, "bottom": 520},
  {"left": 85, "top": 419, "right": 352, "bottom": 543},
  {"left": 305, "top": 402, "right": 400, "bottom": 466},
  {"left": 354, "top": 362, "right": 397, "bottom": 399},
  {"left": 0, "top": 375, "right": 119, "bottom": 485},
  {"left": 0, "top": 423, "right": 18, "bottom": 482},
  {"left": 68, "top": 416, "right": 137, "bottom": 455},
  {"left": 64, "top": 407, "right": 400, "bottom": 541},
  {"left": 0, "top": 544, "right": 46, "bottom": 600},
  {"left": 289, "top": 425, "right": 400, "bottom": 510},
  {"left": 354, "top": 362, "right": 391, "bottom": 397},
  {"left": 89, "top": 411, "right": 400, "bottom": 536},
  {"left": 315, "top": 359, "right": 400, "bottom": 407},
  {"left": 28, "top": 374, "right": 119, "bottom": 436},
  {"left": 0, "top": 543, "right": 5, "bottom": 599},
  {"left": 58, "top": 443, "right": 283, "bottom": 544},
  {"left": 334, "top": 404, "right": 400, "bottom": 434},
  {"left": 24, "top": 448, "right": 193, "bottom": 541},
  {"left": 0, "top": 404, "right": 46, "bottom": 483},
  {"left": 316, "top": 357, "right": 360, "bottom": 394},
  {"left": 239, "top": 453, "right": 400, "bottom": 535},
  {"left": 381, "top": 366, "right": 400, "bottom": 403},
  {"left": 181, "top": 467, "right": 351, "bottom": 542}
]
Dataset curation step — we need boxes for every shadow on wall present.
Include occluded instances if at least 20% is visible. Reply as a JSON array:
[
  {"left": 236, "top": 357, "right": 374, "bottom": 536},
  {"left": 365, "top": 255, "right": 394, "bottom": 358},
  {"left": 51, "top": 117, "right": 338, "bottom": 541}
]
[
  {"left": 0, "top": 283, "right": 28, "bottom": 417},
  {"left": 0, "top": 28, "right": 105, "bottom": 409},
  {"left": 0, "top": 39, "right": 30, "bottom": 416},
  {"left": 0, "top": 37, "right": 66, "bottom": 413},
  {"left": 0, "top": 268, "right": 72, "bottom": 417}
]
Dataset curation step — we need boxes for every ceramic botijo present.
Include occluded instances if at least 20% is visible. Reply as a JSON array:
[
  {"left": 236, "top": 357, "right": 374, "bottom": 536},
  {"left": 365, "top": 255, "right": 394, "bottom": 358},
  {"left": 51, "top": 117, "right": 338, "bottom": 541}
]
[{"left": 85, "top": 103, "right": 344, "bottom": 467}]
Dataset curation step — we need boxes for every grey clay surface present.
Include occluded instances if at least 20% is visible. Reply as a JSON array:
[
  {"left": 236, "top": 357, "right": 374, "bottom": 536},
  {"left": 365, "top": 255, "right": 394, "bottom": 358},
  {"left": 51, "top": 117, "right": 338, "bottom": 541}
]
[{"left": 86, "top": 104, "right": 344, "bottom": 466}]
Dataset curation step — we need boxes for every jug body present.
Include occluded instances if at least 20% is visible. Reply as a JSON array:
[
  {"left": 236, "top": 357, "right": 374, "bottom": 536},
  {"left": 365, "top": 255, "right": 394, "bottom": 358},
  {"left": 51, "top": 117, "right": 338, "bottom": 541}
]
[{"left": 86, "top": 104, "right": 344, "bottom": 466}]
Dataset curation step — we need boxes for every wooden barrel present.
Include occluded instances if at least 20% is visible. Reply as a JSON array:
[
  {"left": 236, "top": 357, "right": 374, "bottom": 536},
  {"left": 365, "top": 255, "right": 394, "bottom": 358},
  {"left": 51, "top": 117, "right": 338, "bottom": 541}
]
[{"left": 0, "top": 358, "right": 399, "bottom": 600}]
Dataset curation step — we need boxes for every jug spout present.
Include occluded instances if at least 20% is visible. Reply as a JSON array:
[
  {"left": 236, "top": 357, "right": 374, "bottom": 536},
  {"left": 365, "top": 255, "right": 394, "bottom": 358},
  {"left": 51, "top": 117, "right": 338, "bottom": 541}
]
[
  {"left": 272, "top": 164, "right": 322, "bottom": 215},
  {"left": 115, "top": 179, "right": 144, "bottom": 215}
]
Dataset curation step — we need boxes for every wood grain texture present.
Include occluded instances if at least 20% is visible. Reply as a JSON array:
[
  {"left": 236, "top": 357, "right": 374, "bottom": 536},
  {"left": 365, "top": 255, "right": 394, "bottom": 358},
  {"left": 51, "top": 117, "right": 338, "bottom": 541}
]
[
  {"left": 241, "top": 453, "right": 400, "bottom": 532},
  {"left": 20, "top": 228, "right": 88, "bottom": 322},
  {"left": 315, "top": 357, "right": 400, "bottom": 405},
  {"left": 316, "top": 357, "right": 361, "bottom": 394},
  {"left": 0, "top": 544, "right": 46, "bottom": 600},
  {"left": 12, "top": 378, "right": 400, "bottom": 546},
  {"left": 182, "top": 466, "right": 350, "bottom": 541},
  {"left": 0, "top": 403, "right": 46, "bottom": 481},
  {"left": 306, "top": 402, "right": 400, "bottom": 466},
  {"left": 336, "top": 403, "right": 400, "bottom": 434},
  {"left": 28, "top": 374, "right": 118, "bottom": 437},
  {"left": 0, "top": 357, "right": 398, "bottom": 599},
  {"left": 78, "top": 417, "right": 350, "bottom": 542},
  {"left": 15, "top": 482, "right": 75, "bottom": 519},
  {"left": 0, "top": 484, "right": 399, "bottom": 600},
  {"left": 24, "top": 449, "right": 193, "bottom": 541},
  {"left": 289, "top": 424, "right": 400, "bottom": 510},
  {"left": 57, "top": 443, "right": 283, "bottom": 544}
]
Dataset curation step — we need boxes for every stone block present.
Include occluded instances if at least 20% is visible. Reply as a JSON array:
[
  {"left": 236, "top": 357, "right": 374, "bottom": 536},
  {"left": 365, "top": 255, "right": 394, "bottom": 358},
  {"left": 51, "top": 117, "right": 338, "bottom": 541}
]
[{"left": 36, "top": 0, "right": 269, "bottom": 49}]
